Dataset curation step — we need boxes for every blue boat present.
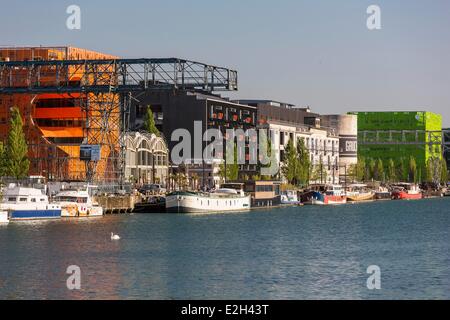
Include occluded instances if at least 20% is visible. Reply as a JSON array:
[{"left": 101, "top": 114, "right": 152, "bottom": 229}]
[{"left": 1, "top": 186, "right": 61, "bottom": 220}]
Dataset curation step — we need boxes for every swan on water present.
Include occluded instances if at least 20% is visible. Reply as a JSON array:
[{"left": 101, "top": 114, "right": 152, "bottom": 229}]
[{"left": 111, "top": 232, "right": 120, "bottom": 240}]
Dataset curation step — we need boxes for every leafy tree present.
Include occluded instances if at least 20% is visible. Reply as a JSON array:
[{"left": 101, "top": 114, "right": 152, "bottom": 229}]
[
  {"left": 0, "top": 141, "right": 7, "bottom": 178},
  {"left": 258, "top": 129, "right": 278, "bottom": 179},
  {"left": 355, "top": 156, "right": 366, "bottom": 182},
  {"left": 281, "top": 139, "right": 298, "bottom": 185},
  {"left": 408, "top": 156, "right": 417, "bottom": 183},
  {"left": 440, "top": 157, "right": 448, "bottom": 185},
  {"left": 6, "top": 107, "right": 30, "bottom": 179},
  {"left": 311, "top": 157, "right": 327, "bottom": 184},
  {"left": 386, "top": 158, "right": 396, "bottom": 183},
  {"left": 296, "top": 138, "right": 311, "bottom": 187},
  {"left": 219, "top": 143, "right": 239, "bottom": 182},
  {"left": 368, "top": 158, "right": 376, "bottom": 180},
  {"left": 143, "top": 106, "right": 160, "bottom": 136},
  {"left": 396, "top": 158, "right": 407, "bottom": 182},
  {"left": 374, "top": 158, "right": 384, "bottom": 181},
  {"left": 426, "top": 157, "right": 441, "bottom": 184}
]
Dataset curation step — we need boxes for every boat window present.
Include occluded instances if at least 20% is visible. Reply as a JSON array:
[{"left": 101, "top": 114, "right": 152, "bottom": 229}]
[
  {"left": 77, "top": 197, "right": 87, "bottom": 203},
  {"left": 8, "top": 197, "right": 16, "bottom": 202},
  {"left": 19, "top": 198, "right": 28, "bottom": 202},
  {"left": 31, "top": 198, "right": 37, "bottom": 202},
  {"left": 40, "top": 198, "right": 46, "bottom": 202}
]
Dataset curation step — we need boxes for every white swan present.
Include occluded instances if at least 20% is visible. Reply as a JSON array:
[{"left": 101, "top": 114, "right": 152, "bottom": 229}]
[{"left": 111, "top": 232, "right": 121, "bottom": 240}]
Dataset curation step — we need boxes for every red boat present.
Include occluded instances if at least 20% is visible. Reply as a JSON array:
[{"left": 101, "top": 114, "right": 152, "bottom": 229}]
[{"left": 391, "top": 183, "right": 423, "bottom": 200}]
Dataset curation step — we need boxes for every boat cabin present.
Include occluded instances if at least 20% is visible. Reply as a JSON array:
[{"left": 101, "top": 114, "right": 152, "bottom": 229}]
[{"left": 241, "top": 180, "right": 281, "bottom": 207}]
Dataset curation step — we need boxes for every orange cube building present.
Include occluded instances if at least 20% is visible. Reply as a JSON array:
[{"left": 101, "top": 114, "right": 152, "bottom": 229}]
[{"left": 0, "top": 46, "right": 120, "bottom": 181}]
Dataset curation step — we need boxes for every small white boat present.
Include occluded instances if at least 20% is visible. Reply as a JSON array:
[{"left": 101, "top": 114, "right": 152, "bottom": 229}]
[
  {"left": 54, "top": 188, "right": 103, "bottom": 217},
  {"left": 280, "top": 190, "right": 301, "bottom": 205},
  {"left": 166, "top": 183, "right": 251, "bottom": 213},
  {"left": 0, "top": 211, "right": 9, "bottom": 224},
  {"left": 1, "top": 186, "right": 61, "bottom": 220}
]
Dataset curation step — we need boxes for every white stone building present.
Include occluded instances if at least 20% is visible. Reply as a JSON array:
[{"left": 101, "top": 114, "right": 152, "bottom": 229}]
[
  {"left": 261, "top": 120, "right": 340, "bottom": 184},
  {"left": 124, "top": 132, "right": 169, "bottom": 185}
]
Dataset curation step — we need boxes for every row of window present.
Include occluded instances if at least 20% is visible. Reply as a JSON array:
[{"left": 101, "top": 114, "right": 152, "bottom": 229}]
[
  {"left": 36, "top": 119, "right": 85, "bottom": 127},
  {"left": 6, "top": 197, "right": 46, "bottom": 203},
  {"left": 209, "top": 105, "right": 256, "bottom": 125}
]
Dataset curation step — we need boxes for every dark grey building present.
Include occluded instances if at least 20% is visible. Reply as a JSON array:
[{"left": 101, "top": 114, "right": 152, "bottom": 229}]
[
  {"left": 130, "top": 90, "right": 258, "bottom": 183},
  {"left": 444, "top": 128, "right": 450, "bottom": 174},
  {"left": 234, "top": 99, "right": 321, "bottom": 127}
]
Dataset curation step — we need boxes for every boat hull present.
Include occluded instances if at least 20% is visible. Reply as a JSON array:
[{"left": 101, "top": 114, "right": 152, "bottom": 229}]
[
  {"left": 308, "top": 191, "right": 347, "bottom": 205},
  {"left": 61, "top": 206, "right": 103, "bottom": 217},
  {"left": 347, "top": 192, "right": 374, "bottom": 202},
  {"left": 375, "top": 192, "right": 391, "bottom": 200},
  {"left": 0, "top": 211, "right": 8, "bottom": 224},
  {"left": 166, "top": 192, "right": 251, "bottom": 214},
  {"left": 392, "top": 191, "right": 423, "bottom": 200},
  {"left": 9, "top": 209, "right": 61, "bottom": 220}
]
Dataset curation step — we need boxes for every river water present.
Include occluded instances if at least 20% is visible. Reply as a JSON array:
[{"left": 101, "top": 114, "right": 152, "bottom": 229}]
[{"left": 1, "top": 198, "right": 449, "bottom": 300}]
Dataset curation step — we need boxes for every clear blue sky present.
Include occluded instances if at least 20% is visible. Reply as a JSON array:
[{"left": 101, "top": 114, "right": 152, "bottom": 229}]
[{"left": 1, "top": 0, "right": 449, "bottom": 126}]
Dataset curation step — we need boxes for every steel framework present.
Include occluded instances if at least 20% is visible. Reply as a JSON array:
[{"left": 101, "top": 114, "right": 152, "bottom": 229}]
[
  {"left": 359, "top": 130, "right": 445, "bottom": 146},
  {"left": 0, "top": 58, "right": 238, "bottom": 184},
  {"left": 0, "top": 58, "right": 238, "bottom": 94}
]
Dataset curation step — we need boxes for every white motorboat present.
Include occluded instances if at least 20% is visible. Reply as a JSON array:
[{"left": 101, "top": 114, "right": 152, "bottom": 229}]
[
  {"left": 54, "top": 188, "right": 103, "bottom": 217},
  {"left": 1, "top": 186, "right": 61, "bottom": 220},
  {"left": 280, "top": 190, "right": 301, "bottom": 205}
]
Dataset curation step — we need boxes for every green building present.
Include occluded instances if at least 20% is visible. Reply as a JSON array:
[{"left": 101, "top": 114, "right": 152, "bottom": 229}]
[{"left": 350, "top": 111, "right": 443, "bottom": 181}]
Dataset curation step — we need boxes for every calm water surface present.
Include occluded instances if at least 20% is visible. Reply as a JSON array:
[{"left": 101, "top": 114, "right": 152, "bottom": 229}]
[{"left": 1, "top": 198, "right": 449, "bottom": 299}]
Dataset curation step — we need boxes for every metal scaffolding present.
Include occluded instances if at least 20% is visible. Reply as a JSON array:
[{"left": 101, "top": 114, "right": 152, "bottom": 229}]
[
  {"left": 0, "top": 58, "right": 238, "bottom": 94},
  {"left": 0, "top": 58, "right": 238, "bottom": 184}
]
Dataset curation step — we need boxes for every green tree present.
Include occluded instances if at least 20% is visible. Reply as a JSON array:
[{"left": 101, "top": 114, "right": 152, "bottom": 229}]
[
  {"left": 374, "top": 158, "right": 384, "bottom": 181},
  {"left": 440, "top": 157, "right": 448, "bottom": 185},
  {"left": 258, "top": 130, "right": 278, "bottom": 179},
  {"left": 143, "top": 106, "right": 160, "bottom": 136},
  {"left": 0, "top": 142, "right": 7, "bottom": 178},
  {"left": 219, "top": 143, "right": 239, "bottom": 182},
  {"left": 355, "top": 156, "right": 366, "bottom": 182},
  {"left": 6, "top": 107, "right": 30, "bottom": 179},
  {"left": 311, "top": 157, "right": 327, "bottom": 184},
  {"left": 296, "top": 137, "right": 311, "bottom": 186},
  {"left": 396, "top": 158, "right": 408, "bottom": 182},
  {"left": 386, "top": 158, "right": 396, "bottom": 183},
  {"left": 368, "top": 158, "right": 376, "bottom": 180},
  {"left": 281, "top": 139, "right": 298, "bottom": 185},
  {"left": 408, "top": 156, "right": 417, "bottom": 183}
]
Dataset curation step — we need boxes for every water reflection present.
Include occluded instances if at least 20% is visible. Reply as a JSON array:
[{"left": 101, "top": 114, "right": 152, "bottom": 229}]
[{"left": 0, "top": 198, "right": 449, "bottom": 299}]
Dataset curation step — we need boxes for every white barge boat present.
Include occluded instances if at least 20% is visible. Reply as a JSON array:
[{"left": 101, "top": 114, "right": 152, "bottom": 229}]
[{"left": 166, "top": 183, "right": 251, "bottom": 213}]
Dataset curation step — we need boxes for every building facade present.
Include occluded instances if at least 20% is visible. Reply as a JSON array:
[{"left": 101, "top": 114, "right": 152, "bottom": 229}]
[
  {"left": 237, "top": 100, "right": 339, "bottom": 184},
  {"left": 321, "top": 114, "right": 358, "bottom": 179},
  {"left": 0, "top": 46, "right": 119, "bottom": 181},
  {"left": 130, "top": 90, "right": 258, "bottom": 187},
  {"left": 444, "top": 128, "right": 450, "bottom": 175},
  {"left": 124, "top": 132, "right": 169, "bottom": 185},
  {"left": 351, "top": 111, "right": 443, "bottom": 175}
]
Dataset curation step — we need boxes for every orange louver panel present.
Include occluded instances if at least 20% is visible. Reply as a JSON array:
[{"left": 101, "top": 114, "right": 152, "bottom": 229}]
[
  {"left": 40, "top": 127, "right": 84, "bottom": 138},
  {"left": 37, "top": 93, "right": 84, "bottom": 99},
  {"left": 34, "top": 107, "right": 84, "bottom": 119}
]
